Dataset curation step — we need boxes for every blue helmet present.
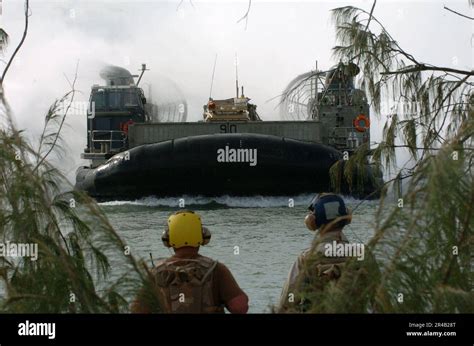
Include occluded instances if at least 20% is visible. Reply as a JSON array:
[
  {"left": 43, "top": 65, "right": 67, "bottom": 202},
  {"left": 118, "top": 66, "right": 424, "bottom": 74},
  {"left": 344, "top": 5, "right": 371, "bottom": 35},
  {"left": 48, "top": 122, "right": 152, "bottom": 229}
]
[{"left": 308, "top": 193, "right": 351, "bottom": 229}]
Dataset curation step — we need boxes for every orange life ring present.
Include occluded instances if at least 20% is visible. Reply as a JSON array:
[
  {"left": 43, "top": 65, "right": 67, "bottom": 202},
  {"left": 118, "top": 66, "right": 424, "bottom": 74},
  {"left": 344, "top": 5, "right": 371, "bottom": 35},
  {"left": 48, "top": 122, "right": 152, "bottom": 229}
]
[{"left": 353, "top": 114, "right": 370, "bottom": 132}]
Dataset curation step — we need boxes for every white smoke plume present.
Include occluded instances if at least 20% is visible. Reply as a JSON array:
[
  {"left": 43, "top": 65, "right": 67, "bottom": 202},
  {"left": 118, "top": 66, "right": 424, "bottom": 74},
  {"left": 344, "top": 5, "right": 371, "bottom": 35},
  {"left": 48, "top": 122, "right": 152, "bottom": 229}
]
[{"left": 0, "top": 0, "right": 470, "bottom": 183}]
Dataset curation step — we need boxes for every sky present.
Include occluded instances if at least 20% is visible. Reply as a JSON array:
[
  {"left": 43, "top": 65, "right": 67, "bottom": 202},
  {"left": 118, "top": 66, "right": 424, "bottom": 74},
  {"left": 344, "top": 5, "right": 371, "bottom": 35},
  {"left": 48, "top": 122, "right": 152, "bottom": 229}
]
[{"left": 0, "top": 0, "right": 472, "bottom": 182}]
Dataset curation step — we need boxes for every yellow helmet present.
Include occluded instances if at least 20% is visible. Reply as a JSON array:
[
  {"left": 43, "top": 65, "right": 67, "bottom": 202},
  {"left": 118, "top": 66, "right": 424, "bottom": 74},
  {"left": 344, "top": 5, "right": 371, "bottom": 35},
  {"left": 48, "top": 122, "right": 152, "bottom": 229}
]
[{"left": 162, "top": 211, "right": 210, "bottom": 249}]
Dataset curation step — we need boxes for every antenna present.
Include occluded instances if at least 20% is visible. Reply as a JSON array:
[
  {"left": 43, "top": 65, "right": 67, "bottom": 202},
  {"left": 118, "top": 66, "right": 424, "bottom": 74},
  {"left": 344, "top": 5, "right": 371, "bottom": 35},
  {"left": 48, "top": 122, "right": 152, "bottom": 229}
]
[
  {"left": 136, "top": 63, "right": 149, "bottom": 86},
  {"left": 235, "top": 53, "right": 239, "bottom": 98},
  {"left": 209, "top": 53, "right": 218, "bottom": 100}
]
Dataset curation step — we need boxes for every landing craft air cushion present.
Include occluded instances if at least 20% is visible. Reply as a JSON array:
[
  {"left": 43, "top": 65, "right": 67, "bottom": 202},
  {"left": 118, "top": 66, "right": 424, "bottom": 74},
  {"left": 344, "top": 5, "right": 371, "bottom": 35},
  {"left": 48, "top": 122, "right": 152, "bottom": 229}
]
[{"left": 75, "top": 62, "right": 383, "bottom": 200}]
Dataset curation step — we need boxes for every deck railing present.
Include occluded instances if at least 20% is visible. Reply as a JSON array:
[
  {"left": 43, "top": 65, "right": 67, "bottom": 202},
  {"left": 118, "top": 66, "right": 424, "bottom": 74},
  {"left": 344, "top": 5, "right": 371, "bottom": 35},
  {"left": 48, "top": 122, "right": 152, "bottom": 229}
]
[{"left": 90, "top": 130, "right": 126, "bottom": 153}]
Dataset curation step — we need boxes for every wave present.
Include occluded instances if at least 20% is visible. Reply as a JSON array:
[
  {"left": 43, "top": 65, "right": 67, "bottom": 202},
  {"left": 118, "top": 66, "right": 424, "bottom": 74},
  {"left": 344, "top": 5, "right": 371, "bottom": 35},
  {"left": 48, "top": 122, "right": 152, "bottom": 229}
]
[{"left": 99, "top": 194, "right": 370, "bottom": 208}]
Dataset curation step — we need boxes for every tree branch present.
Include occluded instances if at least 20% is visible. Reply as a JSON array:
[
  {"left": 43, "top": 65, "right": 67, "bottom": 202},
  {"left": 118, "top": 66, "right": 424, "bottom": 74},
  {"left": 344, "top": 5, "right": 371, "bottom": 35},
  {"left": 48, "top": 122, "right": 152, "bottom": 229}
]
[
  {"left": 1, "top": 0, "right": 29, "bottom": 84},
  {"left": 443, "top": 6, "right": 474, "bottom": 20},
  {"left": 237, "top": 0, "right": 252, "bottom": 30},
  {"left": 33, "top": 61, "right": 79, "bottom": 172},
  {"left": 356, "top": 0, "right": 377, "bottom": 66},
  {"left": 381, "top": 64, "right": 474, "bottom": 76}
]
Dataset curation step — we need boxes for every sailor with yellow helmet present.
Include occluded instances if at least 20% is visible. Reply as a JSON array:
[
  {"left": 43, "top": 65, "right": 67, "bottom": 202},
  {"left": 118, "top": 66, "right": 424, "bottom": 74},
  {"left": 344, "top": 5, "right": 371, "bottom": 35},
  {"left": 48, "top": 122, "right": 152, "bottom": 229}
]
[{"left": 131, "top": 210, "right": 249, "bottom": 314}]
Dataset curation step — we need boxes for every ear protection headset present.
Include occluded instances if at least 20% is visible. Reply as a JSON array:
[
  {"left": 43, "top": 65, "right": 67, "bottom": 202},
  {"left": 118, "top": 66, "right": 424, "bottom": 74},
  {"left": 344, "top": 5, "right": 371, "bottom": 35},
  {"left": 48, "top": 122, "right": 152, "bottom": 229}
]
[
  {"left": 307, "top": 193, "right": 352, "bottom": 230},
  {"left": 161, "top": 210, "right": 211, "bottom": 248}
]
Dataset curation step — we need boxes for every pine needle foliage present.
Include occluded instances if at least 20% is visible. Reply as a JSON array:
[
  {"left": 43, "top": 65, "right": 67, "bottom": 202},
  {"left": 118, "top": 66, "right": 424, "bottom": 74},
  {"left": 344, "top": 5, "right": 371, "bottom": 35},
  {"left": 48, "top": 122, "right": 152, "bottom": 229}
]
[
  {"left": 0, "top": 87, "right": 158, "bottom": 313},
  {"left": 296, "top": 6, "right": 473, "bottom": 313},
  {"left": 0, "top": 1, "right": 163, "bottom": 313}
]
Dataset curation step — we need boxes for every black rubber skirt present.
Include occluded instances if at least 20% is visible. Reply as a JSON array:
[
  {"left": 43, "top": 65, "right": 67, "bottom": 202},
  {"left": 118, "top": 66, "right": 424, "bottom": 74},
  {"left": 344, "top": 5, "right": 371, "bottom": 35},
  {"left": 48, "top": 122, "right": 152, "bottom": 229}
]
[{"left": 75, "top": 133, "right": 380, "bottom": 200}]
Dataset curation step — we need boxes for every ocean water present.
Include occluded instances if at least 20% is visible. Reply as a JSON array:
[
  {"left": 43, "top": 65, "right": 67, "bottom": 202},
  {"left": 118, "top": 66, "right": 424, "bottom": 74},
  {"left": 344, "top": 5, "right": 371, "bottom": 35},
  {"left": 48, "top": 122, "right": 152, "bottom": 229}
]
[{"left": 100, "top": 194, "right": 379, "bottom": 313}]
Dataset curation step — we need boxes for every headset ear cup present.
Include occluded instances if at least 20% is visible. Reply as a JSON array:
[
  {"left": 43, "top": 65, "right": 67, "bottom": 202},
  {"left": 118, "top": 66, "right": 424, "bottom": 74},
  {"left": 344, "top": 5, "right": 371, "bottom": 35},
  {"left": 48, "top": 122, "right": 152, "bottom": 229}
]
[
  {"left": 305, "top": 213, "right": 318, "bottom": 231},
  {"left": 346, "top": 207, "right": 352, "bottom": 225},
  {"left": 201, "top": 227, "right": 211, "bottom": 246},
  {"left": 161, "top": 226, "right": 171, "bottom": 248}
]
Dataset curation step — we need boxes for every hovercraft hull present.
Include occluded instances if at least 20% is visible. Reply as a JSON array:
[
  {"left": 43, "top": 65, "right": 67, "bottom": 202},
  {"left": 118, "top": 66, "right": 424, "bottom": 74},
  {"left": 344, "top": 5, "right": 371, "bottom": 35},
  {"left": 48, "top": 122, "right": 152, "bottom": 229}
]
[{"left": 75, "top": 133, "right": 379, "bottom": 200}]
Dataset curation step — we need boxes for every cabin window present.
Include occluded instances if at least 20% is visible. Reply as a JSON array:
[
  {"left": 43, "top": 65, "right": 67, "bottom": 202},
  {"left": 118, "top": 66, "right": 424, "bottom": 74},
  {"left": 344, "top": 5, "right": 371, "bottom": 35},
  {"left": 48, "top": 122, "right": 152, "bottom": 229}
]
[
  {"left": 91, "top": 91, "right": 106, "bottom": 110},
  {"left": 108, "top": 91, "right": 122, "bottom": 110},
  {"left": 123, "top": 90, "right": 139, "bottom": 107}
]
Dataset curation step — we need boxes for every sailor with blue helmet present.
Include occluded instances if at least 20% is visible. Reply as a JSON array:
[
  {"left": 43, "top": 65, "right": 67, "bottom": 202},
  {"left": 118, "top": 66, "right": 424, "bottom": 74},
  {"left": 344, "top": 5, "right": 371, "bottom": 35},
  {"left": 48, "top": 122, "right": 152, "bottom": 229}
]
[{"left": 278, "top": 193, "right": 353, "bottom": 312}]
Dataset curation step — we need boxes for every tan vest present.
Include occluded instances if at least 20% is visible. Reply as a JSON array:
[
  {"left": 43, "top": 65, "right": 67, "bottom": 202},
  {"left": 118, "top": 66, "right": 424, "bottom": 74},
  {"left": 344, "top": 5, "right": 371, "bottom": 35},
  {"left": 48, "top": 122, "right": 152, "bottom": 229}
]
[
  {"left": 312, "top": 230, "right": 350, "bottom": 280},
  {"left": 152, "top": 256, "right": 225, "bottom": 313},
  {"left": 278, "top": 230, "right": 350, "bottom": 312}
]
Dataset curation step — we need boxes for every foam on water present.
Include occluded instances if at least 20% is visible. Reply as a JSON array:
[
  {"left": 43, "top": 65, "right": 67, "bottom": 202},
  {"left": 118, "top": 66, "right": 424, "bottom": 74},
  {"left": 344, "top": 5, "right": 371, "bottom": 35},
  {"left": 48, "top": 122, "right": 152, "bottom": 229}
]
[{"left": 99, "top": 194, "right": 366, "bottom": 208}]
